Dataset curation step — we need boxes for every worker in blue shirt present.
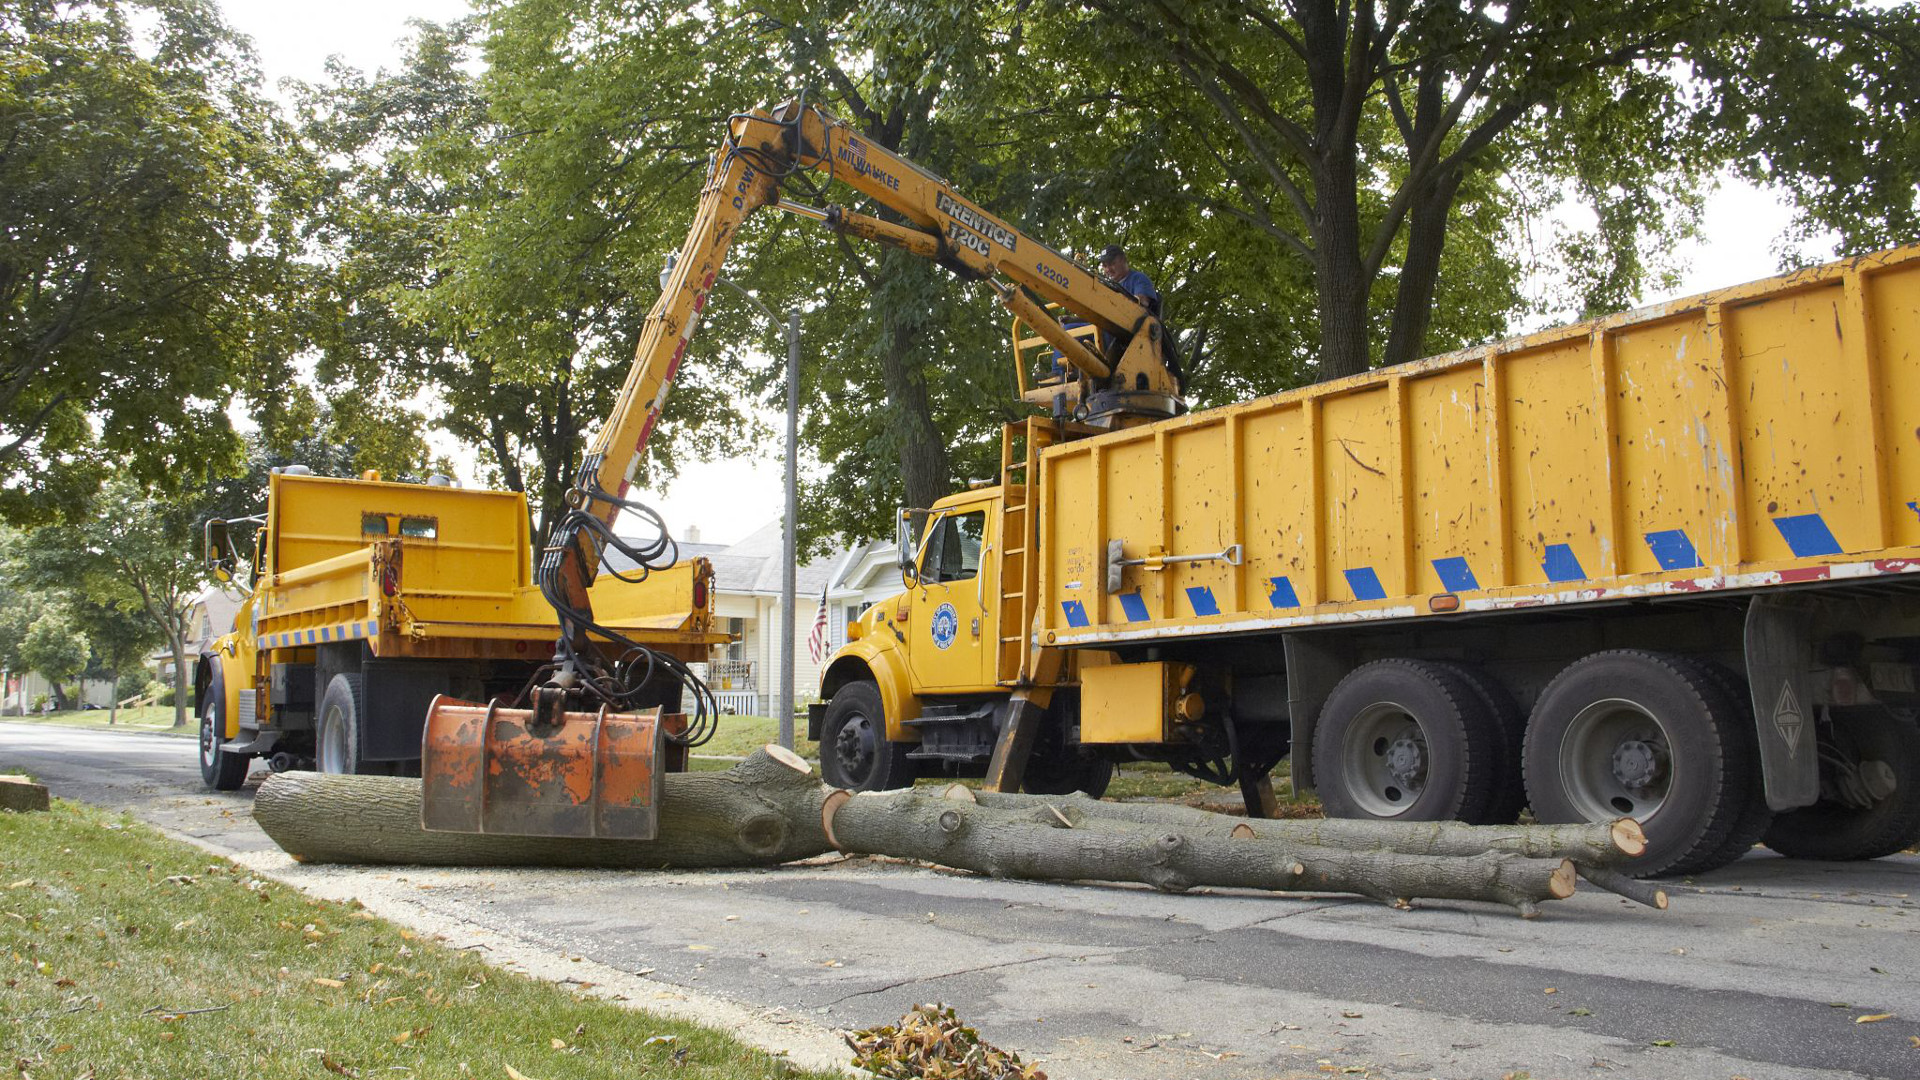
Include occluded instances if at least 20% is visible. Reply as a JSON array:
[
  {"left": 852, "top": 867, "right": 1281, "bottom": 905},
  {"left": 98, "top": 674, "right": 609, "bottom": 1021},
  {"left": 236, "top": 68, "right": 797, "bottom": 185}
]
[{"left": 1098, "top": 244, "right": 1160, "bottom": 317}]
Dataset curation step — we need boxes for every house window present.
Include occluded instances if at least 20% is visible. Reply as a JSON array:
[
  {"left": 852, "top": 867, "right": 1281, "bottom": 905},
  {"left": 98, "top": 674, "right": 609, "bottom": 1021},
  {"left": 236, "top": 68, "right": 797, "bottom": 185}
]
[{"left": 725, "top": 617, "right": 746, "bottom": 661}]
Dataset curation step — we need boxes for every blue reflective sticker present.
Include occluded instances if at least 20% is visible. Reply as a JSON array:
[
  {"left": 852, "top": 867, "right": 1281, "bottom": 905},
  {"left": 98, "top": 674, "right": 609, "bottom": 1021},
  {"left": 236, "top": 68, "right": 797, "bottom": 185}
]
[
  {"left": 1267, "top": 576, "right": 1300, "bottom": 608},
  {"left": 1118, "top": 592, "right": 1149, "bottom": 622},
  {"left": 1644, "top": 529, "right": 1701, "bottom": 571},
  {"left": 1061, "top": 600, "right": 1090, "bottom": 628},
  {"left": 1343, "top": 567, "right": 1387, "bottom": 602},
  {"left": 1431, "top": 556, "right": 1479, "bottom": 593},
  {"left": 930, "top": 602, "right": 958, "bottom": 650},
  {"left": 1771, "top": 513, "right": 1844, "bottom": 558},
  {"left": 1542, "top": 543, "right": 1587, "bottom": 583},
  {"left": 1185, "top": 586, "right": 1220, "bottom": 617}
]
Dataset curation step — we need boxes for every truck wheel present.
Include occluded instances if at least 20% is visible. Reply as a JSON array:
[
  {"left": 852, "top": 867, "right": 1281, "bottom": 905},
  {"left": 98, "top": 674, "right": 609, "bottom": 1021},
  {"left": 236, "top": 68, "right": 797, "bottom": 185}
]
[
  {"left": 316, "top": 674, "right": 368, "bottom": 776},
  {"left": 1311, "top": 659, "right": 1498, "bottom": 823},
  {"left": 1692, "top": 661, "right": 1772, "bottom": 867},
  {"left": 1523, "top": 651, "right": 1756, "bottom": 877},
  {"left": 1425, "top": 660, "right": 1527, "bottom": 824},
  {"left": 819, "top": 681, "right": 915, "bottom": 792},
  {"left": 197, "top": 695, "right": 249, "bottom": 791},
  {"left": 1764, "top": 706, "right": 1920, "bottom": 861}
]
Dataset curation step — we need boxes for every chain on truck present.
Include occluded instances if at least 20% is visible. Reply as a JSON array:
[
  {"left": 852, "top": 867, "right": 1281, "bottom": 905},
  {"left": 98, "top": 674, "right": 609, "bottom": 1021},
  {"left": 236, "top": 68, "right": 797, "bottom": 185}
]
[{"left": 200, "top": 95, "right": 1920, "bottom": 879}]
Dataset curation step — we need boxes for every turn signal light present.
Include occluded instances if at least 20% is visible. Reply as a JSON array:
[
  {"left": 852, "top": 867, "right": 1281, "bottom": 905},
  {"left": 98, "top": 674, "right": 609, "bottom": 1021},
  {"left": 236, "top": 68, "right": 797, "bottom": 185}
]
[{"left": 1429, "top": 593, "right": 1460, "bottom": 613}]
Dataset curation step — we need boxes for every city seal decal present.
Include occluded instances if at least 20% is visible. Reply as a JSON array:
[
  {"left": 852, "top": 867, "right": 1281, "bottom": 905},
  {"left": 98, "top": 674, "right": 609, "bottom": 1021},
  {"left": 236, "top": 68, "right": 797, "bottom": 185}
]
[{"left": 930, "top": 602, "right": 959, "bottom": 650}]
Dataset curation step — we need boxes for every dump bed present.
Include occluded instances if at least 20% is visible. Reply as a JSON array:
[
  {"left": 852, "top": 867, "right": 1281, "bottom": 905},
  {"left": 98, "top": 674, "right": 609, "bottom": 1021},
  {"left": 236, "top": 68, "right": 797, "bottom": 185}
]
[
  {"left": 1039, "top": 245, "right": 1920, "bottom": 648},
  {"left": 255, "top": 473, "right": 717, "bottom": 656}
]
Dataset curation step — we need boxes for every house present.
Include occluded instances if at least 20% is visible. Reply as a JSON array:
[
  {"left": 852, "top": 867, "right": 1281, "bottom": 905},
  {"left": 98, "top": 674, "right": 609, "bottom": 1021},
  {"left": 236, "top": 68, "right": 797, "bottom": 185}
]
[
  {"left": 611, "top": 522, "right": 907, "bottom": 717},
  {"left": 150, "top": 586, "right": 246, "bottom": 687}
]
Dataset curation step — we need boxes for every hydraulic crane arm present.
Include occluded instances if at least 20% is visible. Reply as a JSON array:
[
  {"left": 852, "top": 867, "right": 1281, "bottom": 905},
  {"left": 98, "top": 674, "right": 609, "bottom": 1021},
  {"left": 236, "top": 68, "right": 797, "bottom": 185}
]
[{"left": 542, "top": 98, "right": 1186, "bottom": 660}]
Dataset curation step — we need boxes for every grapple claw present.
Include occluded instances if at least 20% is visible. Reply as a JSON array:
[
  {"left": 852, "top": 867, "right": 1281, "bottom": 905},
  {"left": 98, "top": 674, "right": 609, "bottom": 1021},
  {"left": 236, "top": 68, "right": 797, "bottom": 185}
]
[{"left": 420, "top": 694, "right": 664, "bottom": 839}]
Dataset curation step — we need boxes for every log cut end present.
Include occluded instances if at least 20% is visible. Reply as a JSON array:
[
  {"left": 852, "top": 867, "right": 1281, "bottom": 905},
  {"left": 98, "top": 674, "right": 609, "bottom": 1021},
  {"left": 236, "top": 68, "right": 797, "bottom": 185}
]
[
  {"left": 1549, "top": 859, "right": 1577, "bottom": 899},
  {"left": 820, "top": 789, "right": 852, "bottom": 852},
  {"left": 763, "top": 743, "right": 811, "bottom": 774},
  {"left": 1610, "top": 818, "right": 1647, "bottom": 858}
]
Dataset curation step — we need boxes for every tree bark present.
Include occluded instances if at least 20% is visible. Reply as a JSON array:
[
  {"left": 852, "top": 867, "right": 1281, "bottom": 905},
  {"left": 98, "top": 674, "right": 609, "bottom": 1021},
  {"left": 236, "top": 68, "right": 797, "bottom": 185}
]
[
  {"left": 824, "top": 788, "right": 1573, "bottom": 916},
  {"left": 253, "top": 749, "right": 1665, "bottom": 917},
  {"left": 168, "top": 627, "right": 188, "bottom": 728},
  {"left": 255, "top": 747, "right": 830, "bottom": 868}
]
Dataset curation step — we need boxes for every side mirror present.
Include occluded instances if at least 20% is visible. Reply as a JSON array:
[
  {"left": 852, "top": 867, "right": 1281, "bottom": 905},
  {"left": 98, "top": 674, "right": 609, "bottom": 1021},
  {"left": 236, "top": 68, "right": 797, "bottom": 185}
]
[{"left": 204, "top": 518, "right": 235, "bottom": 581}]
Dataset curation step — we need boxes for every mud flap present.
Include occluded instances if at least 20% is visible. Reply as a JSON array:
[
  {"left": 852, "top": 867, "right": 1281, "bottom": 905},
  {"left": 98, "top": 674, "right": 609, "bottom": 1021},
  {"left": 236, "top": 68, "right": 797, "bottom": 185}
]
[
  {"left": 420, "top": 695, "right": 665, "bottom": 839},
  {"left": 1745, "top": 596, "right": 1821, "bottom": 812}
]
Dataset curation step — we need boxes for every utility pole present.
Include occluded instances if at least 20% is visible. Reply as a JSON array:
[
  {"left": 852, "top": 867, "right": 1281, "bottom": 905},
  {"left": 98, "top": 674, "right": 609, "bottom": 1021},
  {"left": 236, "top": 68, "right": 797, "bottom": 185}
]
[{"left": 779, "top": 309, "right": 800, "bottom": 751}]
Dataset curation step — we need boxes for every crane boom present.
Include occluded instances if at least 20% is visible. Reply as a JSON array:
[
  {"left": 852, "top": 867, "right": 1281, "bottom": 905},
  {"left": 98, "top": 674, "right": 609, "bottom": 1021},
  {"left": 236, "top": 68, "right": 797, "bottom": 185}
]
[{"left": 541, "top": 99, "right": 1185, "bottom": 655}]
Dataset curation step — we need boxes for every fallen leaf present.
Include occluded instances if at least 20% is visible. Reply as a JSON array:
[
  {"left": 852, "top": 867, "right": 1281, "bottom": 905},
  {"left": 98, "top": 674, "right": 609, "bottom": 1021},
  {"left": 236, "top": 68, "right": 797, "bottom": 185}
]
[
  {"left": 1340, "top": 1010, "right": 1363, "bottom": 1019},
  {"left": 1569, "top": 1007, "right": 1592, "bottom": 1017},
  {"left": 1651, "top": 1039, "right": 1676, "bottom": 1047},
  {"left": 643, "top": 1035, "right": 677, "bottom": 1046},
  {"left": 550, "top": 1038, "right": 566, "bottom": 1049},
  {"left": 159, "top": 1032, "right": 177, "bottom": 1042},
  {"left": 1906, "top": 1035, "right": 1918, "bottom": 1048},
  {"left": 1543, "top": 987, "right": 1557, "bottom": 994},
  {"left": 686, "top": 945, "right": 712, "bottom": 952},
  {"left": 1855, "top": 1013, "right": 1894, "bottom": 1024},
  {"left": 312, "top": 978, "right": 345, "bottom": 989},
  {"left": 503, "top": 1066, "right": 537, "bottom": 1080}
]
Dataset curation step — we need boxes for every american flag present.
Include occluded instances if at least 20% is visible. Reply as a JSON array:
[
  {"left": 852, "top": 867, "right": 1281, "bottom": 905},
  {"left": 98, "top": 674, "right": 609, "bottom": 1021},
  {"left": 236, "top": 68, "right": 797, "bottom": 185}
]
[{"left": 806, "top": 586, "right": 830, "bottom": 664}]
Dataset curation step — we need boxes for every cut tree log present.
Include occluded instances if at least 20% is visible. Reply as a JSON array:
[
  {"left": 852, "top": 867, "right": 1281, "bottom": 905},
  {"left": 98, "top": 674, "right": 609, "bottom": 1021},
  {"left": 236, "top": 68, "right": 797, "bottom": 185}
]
[
  {"left": 253, "top": 747, "right": 1654, "bottom": 917},
  {"left": 0, "top": 775, "right": 50, "bottom": 813},
  {"left": 961, "top": 789, "right": 1644, "bottom": 866},
  {"left": 254, "top": 746, "right": 828, "bottom": 867},
  {"left": 825, "top": 788, "right": 1575, "bottom": 916}
]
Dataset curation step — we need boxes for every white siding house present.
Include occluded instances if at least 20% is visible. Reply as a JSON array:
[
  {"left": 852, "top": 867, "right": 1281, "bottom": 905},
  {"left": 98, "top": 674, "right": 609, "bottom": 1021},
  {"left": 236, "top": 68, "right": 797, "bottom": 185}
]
[{"left": 614, "top": 521, "right": 906, "bottom": 717}]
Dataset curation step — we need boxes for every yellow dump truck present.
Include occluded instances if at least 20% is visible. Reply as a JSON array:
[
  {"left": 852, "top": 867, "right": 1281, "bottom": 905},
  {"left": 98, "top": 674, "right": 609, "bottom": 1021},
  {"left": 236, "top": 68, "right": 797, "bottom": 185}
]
[
  {"left": 818, "top": 245, "right": 1920, "bottom": 876},
  {"left": 195, "top": 469, "right": 722, "bottom": 790}
]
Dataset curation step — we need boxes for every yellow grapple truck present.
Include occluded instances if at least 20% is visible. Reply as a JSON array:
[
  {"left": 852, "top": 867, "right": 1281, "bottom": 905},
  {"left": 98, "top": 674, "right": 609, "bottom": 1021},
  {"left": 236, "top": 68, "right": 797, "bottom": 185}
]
[
  {"left": 818, "top": 245, "right": 1920, "bottom": 877},
  {"left": 195, "top": 469, "right": 722, "bottom": 789}
]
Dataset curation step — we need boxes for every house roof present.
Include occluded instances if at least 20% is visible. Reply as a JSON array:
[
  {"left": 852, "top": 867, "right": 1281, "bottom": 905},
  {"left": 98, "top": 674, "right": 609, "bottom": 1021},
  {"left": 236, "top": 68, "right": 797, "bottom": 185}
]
[{"left": 604, "top": 520, "right": 876, "bottom": 598}]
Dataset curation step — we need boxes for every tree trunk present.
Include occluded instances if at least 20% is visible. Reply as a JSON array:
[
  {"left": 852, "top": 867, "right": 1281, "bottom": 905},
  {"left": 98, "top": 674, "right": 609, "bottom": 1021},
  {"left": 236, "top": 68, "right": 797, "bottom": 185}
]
[
  {"left": 109, "top": 675, "right": 117, "bottom": 725},
  {"left": 168, "top": 629, "right": 189, "bottom": 728},
  {"left": 255, "top": 747, "right": 830, "bottom": 868},
  {"left": 1381, "top": 170, "right": 1464, "bottom": 369},
  {"left": 875, "top": 297, "right": 952, "bottom": 514},
  {"left": 255, "top": 749, "right": 1665, "bottom": 917},
  {"left": 1311, "top": 156, "right": 1373, "bottom": 382},
  {"left": 823, "top": 788, "right": 1574, "bottom": 915}
]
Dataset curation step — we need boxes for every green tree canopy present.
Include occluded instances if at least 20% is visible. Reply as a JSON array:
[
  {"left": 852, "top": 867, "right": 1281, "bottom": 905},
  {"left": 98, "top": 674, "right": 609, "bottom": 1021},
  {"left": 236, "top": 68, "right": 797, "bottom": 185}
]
[{"left": 0, "top": 0, "right": 306, "bottom": 521}]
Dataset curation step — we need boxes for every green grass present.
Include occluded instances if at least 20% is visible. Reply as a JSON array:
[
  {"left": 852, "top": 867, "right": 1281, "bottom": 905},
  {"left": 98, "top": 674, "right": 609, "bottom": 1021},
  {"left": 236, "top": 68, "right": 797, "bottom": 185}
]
[
  {"left": 0, "top": 706, "right": 189, "bottom": 736},
  {"left": 698, "top": 713, "right": 819, "bottom": 761},
  {"left": 0, "top": 800, "right": 839, "bottom": 1080}
]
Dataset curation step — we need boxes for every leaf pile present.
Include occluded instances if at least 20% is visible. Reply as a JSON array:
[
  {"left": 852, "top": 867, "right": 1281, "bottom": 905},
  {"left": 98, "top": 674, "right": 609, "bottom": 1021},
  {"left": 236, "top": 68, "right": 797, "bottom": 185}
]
[{"left": 847, "top": 1004, "right": 1045, "bottom": 1080}]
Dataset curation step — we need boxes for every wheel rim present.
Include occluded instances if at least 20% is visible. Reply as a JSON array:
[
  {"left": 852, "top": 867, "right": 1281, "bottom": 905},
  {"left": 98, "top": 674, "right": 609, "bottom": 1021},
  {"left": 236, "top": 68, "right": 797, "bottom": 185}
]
[
  {"left": 1559, "top": 697, "right": 1675, "bottom": 821},
  {"left": 1341, "top": 701, "right": 1428, "bottom": 817},
  {"left": 833, "top": 712, "right": 878, "bottom": 786},
  {"left": 318, "top": 707, "right": 349, "bottom": 774},
  {"left": 199, "top": 710, "right": 218, "bottom": 769}
]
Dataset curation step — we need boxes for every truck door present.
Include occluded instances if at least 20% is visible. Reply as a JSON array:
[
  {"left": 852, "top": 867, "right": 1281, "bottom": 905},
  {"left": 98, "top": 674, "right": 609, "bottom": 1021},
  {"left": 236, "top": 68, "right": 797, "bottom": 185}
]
[{"left": 908, "top": 504, "right": 997, "bottom": 692}]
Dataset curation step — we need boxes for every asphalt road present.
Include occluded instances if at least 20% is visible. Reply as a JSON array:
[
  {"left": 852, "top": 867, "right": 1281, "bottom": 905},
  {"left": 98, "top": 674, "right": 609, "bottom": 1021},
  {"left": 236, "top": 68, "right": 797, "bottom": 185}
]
[{"left": 5, "top": 721, "right": 1919, "bottom": 1080}]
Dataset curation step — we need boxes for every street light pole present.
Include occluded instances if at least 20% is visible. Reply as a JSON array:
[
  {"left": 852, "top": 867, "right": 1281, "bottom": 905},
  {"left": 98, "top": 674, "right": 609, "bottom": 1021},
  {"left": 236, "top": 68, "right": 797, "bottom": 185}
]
[
  {"left": 694, "top": 266, "right": 801, "bottom": 751},
  {"left": 780, "top": 309, "right": 800, "bottom": 753}
]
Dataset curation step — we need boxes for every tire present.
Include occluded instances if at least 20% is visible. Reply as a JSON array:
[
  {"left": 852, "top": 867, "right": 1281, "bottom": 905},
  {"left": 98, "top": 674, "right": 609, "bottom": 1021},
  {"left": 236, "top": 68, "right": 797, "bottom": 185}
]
[
  {"left": 1425, "top": 660, "right": 1527, "bottom": 824},
  {"left": 1311, "top": 659, "right": 1499, "bottom": 823},
  {"left": 1693, "top": 660, "right": 1773, "bottom": 867},
  {"left": 197, "top": 692, "right": 249, "bottom": 791},
  {"left": 819, "top": 681, "right": 915, "bottom": 792},
  {"left": 1764, "top": 706, "right": 1920, "bottom": 861},
  {"left": 1523, "top": 650, "right": 1758, "bottom": 877},
  {"left": 315, "top": 674, "right": 368, "bottom": 776},
  {"left": 1022, "top": 752, "right": 1114, "bottom": 798}
]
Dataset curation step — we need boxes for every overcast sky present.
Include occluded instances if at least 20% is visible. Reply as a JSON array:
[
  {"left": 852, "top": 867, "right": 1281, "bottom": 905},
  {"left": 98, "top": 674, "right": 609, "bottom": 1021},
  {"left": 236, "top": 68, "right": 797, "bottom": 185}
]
[{"left": 220, "top": 0, "right": 1835, "bottom": 546}]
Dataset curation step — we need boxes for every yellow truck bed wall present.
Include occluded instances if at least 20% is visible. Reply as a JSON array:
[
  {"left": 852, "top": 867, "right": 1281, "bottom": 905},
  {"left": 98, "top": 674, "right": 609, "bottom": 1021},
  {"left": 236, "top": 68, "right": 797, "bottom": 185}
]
[
  {"left": 257, "top": 474, "right": 712, "bottom": 646},
  {"left": 1041, "top": 246, "right": 1920, "bottom": 647}
]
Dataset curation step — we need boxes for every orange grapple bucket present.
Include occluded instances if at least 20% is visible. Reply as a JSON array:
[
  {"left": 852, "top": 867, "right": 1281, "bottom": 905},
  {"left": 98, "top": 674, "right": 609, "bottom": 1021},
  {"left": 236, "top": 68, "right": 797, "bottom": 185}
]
[{"left": 420, "top": 695, "right": 664, "bottom": 839}]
